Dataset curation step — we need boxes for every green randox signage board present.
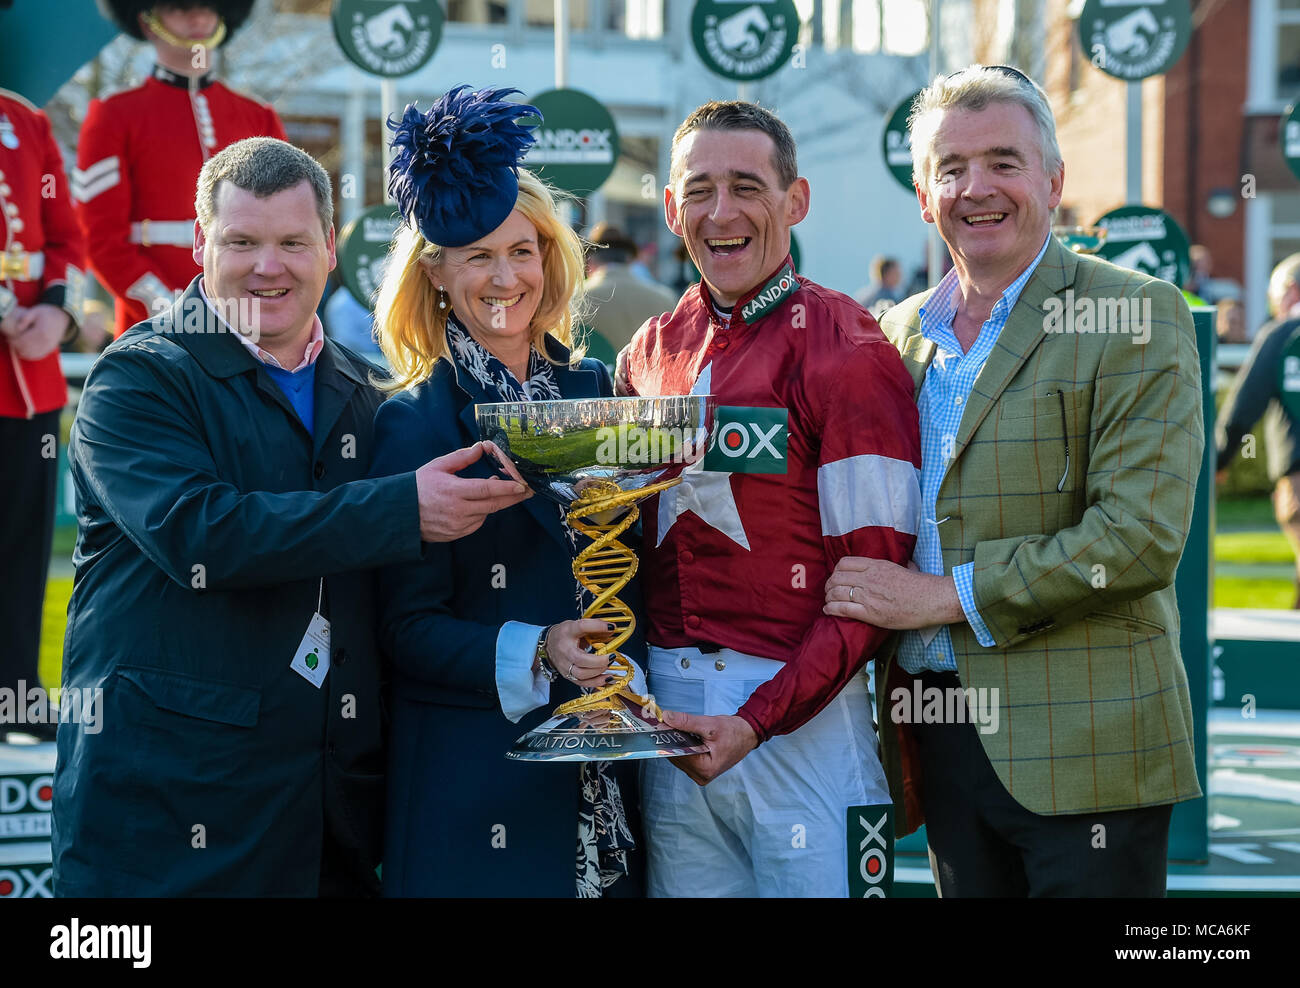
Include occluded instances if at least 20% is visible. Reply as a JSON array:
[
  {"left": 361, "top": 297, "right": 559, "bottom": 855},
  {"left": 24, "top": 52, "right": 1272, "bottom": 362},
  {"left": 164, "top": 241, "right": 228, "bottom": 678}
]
[
  {"left": 337, "top": 204, "right": 403, "bottom": 310},
  {"left": 522, "top": 89, "right": 620, "bottom": 198},
  {"left": 0, "top": 743, "right": 55, "bottom": 896},
  {"left": 883, "top": 90, "right": 923, "bottom": 192},
  {"left": 691, "top": 0, "right": 798, "bottom": 82},
  {"left": 332, "top": 0, "right": 444, "bottom": 78},
  {"left": 0, "top": 855, "right": 52, "bottom": 898},
  {"left": 1278, "top": 326, "right": 1300, "bottom": 422},
  {"left": 1283, "top": 103, "right": 1300, "bottom": 182},
  {"left": 1093, "top": 205, "right": 1191, "bottom": 289},
  {"left": 1079, "top": 0, "right": 1192, "bottom": 82},
  {"left": 0, "top": 771, "right": 52, "bottom": 844}
]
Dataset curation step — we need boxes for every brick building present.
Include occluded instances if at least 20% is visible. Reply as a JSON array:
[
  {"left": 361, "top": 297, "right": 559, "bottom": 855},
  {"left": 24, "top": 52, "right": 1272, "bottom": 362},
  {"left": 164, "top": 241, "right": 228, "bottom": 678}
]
[{"left": 961, "top": 0, "right": 1292, "bottom": 336}]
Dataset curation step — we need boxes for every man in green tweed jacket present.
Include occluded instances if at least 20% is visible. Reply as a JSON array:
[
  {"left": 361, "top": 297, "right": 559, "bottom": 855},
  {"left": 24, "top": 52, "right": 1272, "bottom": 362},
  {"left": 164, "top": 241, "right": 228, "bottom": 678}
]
[{"left": 824, "top": 66, "right": 1203, "bottom": 896}]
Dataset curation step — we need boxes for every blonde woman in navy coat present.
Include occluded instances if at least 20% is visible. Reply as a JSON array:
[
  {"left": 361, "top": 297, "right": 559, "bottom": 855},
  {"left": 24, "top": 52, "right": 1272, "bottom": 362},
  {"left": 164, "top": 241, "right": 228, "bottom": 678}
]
[{"left": 368, "top": 88, "right": 647, "bottom": 897}]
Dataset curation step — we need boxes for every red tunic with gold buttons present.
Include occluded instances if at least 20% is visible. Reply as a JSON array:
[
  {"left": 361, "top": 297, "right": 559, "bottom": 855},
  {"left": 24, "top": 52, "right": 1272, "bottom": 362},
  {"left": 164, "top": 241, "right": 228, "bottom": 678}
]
[
  {"left": 616, "top": 258, "right": 922, "bottom": 743},
  {"left": 73, "top": 68, "right": 285, "bottom": 335},
  {"left": 0, "top": 89, "right": 85, "bottom": 418}
]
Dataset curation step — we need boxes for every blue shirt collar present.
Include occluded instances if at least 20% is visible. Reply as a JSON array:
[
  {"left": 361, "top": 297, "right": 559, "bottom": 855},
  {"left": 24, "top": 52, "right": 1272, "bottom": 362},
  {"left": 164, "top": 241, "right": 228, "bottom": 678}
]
[{"left": 918, "top": 233, "right": 1053, "bottom": 345}]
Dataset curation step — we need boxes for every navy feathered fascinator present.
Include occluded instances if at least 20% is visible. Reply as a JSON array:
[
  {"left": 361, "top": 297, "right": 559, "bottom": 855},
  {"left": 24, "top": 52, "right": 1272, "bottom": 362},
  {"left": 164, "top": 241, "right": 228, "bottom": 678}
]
[{"left": 387, "top": 86, "right": 542, "bottom": 248}]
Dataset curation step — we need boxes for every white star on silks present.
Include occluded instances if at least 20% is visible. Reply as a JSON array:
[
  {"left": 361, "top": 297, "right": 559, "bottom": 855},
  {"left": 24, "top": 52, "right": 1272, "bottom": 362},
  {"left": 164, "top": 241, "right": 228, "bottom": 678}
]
[{"left": 656, "top": 364, "right": 751, "bottom": 550}]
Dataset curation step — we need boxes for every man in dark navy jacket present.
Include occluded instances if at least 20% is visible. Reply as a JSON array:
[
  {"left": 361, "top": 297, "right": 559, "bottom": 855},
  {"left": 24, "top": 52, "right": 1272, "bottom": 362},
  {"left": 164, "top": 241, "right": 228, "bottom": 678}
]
[{"left": 52, "top": 138, "right": 527, "bottom": 896}]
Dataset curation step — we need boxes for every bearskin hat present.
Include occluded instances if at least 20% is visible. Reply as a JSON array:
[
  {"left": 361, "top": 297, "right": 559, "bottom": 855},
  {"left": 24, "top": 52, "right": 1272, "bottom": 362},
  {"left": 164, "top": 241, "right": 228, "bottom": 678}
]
[{"left": 97, "top": 0, "right": 255, "bottom": 44}]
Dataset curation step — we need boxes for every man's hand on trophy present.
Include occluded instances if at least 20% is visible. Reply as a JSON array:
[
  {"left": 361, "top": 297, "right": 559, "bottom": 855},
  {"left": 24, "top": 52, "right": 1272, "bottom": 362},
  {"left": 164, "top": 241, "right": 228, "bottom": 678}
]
[
  {"left": 661, "top": 712, "right": 758, "bottom": 785},
  {"left": 415, "top": 442, "right": 530, "bottom": 542},
  {"left": 481, "top": 440, "right": 526, "bottom": 486},
  {"left": 543, "top": 619, "right": 619, "bottom": 689}
]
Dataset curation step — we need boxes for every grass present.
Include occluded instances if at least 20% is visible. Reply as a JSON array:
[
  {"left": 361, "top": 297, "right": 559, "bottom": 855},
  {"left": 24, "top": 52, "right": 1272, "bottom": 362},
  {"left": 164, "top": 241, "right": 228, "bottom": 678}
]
[
  {"left": 1216, "top": 497, "right": 1276, "bottom": 531},
  {"left": 1211, "top": 514, "right": 1296, "bottom": 608},
  {"left": 1215, "top": 532, "right": 1296, "bottom": 565},
  {"left": 1214, "top": 578, "right": 1295, "bottom": 609}
]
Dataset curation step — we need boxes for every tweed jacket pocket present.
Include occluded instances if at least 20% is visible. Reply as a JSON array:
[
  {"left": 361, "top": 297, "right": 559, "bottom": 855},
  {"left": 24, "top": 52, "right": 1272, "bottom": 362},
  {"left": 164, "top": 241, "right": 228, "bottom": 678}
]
[
  {"left": 988, "top": 387, "right": 1090, "bottom": 530},
  {"left": 1084, "top": 609, "right": 1166, "bottom": 638}
]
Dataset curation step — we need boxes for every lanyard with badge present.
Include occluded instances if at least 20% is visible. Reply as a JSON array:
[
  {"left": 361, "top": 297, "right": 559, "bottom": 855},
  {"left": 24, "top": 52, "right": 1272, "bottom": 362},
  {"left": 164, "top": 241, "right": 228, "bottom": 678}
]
[{"left": 290, "top": 578, "right": 330, "bottom": 687}]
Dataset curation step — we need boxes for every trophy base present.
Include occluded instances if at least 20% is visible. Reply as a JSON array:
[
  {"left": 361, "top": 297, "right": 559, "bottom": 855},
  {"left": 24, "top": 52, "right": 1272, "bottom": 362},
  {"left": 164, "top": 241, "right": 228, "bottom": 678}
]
[{"left": 506, "top": 694, "right": 709, "bottom": 762}]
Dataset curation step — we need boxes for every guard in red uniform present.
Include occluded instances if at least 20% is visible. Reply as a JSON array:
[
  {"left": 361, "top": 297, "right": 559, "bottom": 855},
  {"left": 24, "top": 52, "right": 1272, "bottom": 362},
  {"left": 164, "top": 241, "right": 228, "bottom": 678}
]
[
  {"left": 74, "top": 1, "right": 285, "bottom": 334},
  {"left": 0, "top": 88, "right": 85, "bottom": 742}
]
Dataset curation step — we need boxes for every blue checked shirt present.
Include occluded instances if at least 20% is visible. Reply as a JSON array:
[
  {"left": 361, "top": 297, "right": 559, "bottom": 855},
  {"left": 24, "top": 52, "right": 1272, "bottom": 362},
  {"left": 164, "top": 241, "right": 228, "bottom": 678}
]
[{"left": 898, "top": 235, "right": 1051, "bottom": 673}]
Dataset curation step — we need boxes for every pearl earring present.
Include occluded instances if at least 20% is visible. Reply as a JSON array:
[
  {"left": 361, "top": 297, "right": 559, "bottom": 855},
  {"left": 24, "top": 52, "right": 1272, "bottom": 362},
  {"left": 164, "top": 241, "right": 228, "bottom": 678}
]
[{"left": 437, "top": 287, "right": 447, "bottom": 310}]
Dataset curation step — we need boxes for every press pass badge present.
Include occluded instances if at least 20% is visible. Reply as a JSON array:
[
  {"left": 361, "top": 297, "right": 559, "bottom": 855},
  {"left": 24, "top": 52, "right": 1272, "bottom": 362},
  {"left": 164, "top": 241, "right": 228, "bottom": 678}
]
[{"left": 291, "top": 580, "right": 330, "bottom": 687}]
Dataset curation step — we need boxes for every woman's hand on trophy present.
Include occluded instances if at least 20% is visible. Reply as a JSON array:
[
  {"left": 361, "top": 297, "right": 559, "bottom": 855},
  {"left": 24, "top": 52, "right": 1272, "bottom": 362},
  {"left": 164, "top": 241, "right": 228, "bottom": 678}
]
[{"left": 545, "top": 619, "right": 619, "bottom": 688}]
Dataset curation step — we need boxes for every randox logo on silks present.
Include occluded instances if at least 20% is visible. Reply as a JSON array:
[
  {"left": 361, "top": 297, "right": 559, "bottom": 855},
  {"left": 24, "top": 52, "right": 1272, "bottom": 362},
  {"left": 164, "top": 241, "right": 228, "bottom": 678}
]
[
  {"left": 691, "top": 0, "right": 799, "bottom": 83},
  {"left": 847, "top": 803, "right": 894, "bottom": 897},
  {"left": 703, "top": 406, "right": 787, "bottom": 474},
  {"left": 739, "top": 263, "right": 798, "bottom": 323}
]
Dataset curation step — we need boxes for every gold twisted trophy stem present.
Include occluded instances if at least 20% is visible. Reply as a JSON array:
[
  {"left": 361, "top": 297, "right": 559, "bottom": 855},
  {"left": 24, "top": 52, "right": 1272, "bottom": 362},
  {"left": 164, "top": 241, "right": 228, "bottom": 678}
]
[{"left": 552, "top": 477, "right": 681, "bottom": 720}]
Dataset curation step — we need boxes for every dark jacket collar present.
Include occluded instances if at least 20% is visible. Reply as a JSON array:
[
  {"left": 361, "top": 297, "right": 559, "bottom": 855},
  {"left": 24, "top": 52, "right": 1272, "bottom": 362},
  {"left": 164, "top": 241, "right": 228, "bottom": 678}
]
[
  {"left": 155, "top": 278, "right": 369, "bottom": 451},
  {"left": 157, "top": 277, "right": 366, "bottom": 384},
  {"left": 153, "top": 278, "right": 261, "bottom": 378}
]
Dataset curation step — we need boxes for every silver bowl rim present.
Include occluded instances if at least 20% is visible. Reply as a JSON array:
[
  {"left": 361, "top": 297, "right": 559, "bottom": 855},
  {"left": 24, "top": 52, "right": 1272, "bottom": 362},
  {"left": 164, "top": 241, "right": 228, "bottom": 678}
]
[{"left": 476, "top": 394, "right": 717, "bottom": 416}]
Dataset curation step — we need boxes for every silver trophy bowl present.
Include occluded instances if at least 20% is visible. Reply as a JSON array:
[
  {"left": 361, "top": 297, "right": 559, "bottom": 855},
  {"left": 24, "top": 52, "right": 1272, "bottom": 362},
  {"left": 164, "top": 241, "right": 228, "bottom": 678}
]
[
  {"left": 477, "top": 394, "right": 715, "bottom": 761},
  {"left": 476, "top": 394, "right": 713, "bottom": 507}
]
